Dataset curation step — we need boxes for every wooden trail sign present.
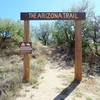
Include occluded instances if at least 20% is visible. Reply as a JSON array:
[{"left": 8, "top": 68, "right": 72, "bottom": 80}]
[
  {"left": 20, "top": 42, "right": 32, "bottom": 54},
  {"left": 20, "top": 12, "right": 86, "bottom": 82},
  {"left": 21, "top": 12, "right": 86, "bottom": 20}
]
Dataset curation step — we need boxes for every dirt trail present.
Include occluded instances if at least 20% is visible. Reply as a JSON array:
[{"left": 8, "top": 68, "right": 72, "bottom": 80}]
[
  {"left": 15, "top": 60, "right": 74, "bottom": 100},
  {"left": 15, "top": 58, "right": 100, "bottom": 100}
]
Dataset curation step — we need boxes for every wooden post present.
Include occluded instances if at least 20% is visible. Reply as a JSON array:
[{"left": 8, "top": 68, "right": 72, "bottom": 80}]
[
  {"left": 74, "top": 20, "right": 82, "bottom": 81},
  {"left": 23, "top": 20, "right": 30, "bottom": 82}
]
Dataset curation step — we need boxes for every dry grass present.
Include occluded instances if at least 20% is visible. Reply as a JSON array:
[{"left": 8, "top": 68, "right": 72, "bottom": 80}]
[
  {"left": 0, "top": 42, "right": 48, "bottom": 100},
  {"left": 56, "top": 68, "right": 100, "bottom": 100}
]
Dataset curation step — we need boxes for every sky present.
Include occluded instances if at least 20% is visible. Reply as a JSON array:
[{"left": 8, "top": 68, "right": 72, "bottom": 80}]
[{"left": 0, "top": 0, "right": 100, "bottom": 26}]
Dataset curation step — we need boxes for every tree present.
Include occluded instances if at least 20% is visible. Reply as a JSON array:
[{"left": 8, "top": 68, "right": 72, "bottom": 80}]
[
  {"left": 35, "top": 23, "right": 52, "bottom": 45},
  {"left": 89, "top": 15, "right": 100, "bottom": 56},
  {"left": 0, "top": 19, "right": 24, "bottom": 49}
]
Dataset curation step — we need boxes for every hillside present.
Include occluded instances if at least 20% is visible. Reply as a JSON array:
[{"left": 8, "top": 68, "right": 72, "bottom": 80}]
[
  {"left": 0, "top": 43, "right": 100, "bottom": 100},
  {"left": 15, "top": 46, "right": 100, "bottom": 100}
]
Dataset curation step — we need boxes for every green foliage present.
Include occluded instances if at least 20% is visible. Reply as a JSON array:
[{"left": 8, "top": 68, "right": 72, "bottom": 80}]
[
  {"left": 35, "top": 23, "right": 52, "bottom": 45},
  {"left": 0, "top": 19, "right": 24, "bottom": 41},
  {"left": 0, "top": 19, "right": 24, "bottom": 49},
  {"left": 86, "top": 97, "right": 93, "bottom": 100},
  {"left": 82, "top": 40, "right": 90, "bottom": 48},
  {"left": 52, "top": 20, "right": 74, "bottom": 45}
]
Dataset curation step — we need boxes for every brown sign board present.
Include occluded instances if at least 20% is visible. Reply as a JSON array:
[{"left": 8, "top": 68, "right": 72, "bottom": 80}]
[
  {"left": 20, "top": 42, "right": 32, "bottom": 54},
  {"left": 20, "top": 12, "right": 86, "bottom": 20}
]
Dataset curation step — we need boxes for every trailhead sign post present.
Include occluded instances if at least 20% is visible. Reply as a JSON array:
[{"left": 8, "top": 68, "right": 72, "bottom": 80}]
[{"left": 20, "top": 12, "right": 86, "bottom": 82}]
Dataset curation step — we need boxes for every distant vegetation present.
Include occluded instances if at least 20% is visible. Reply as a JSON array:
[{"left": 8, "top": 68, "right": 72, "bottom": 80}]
[{"left": 34, "top": 0, "right": 100, "bottom": 56}]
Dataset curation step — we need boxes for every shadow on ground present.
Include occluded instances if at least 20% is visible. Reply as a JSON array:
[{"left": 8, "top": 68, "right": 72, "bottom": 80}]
[{"left": 53, "top": 80, "right": 80, "bottom": 100}]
